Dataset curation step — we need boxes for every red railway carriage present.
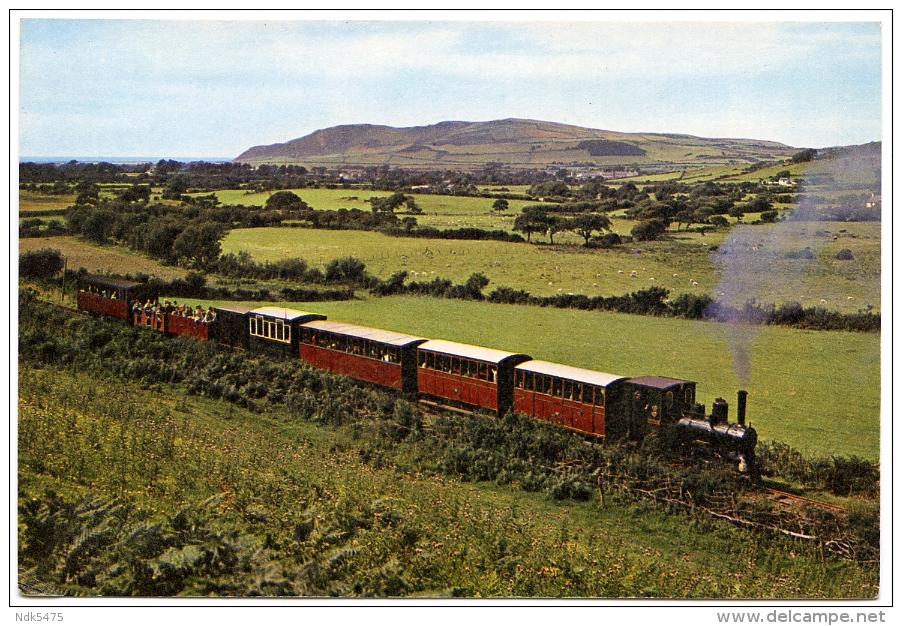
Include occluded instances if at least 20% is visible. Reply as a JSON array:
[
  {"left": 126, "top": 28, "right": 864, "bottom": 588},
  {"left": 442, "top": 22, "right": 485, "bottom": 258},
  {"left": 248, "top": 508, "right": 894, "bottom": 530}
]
[
  {"left": 134, "top": 310, "right": 166, "bottom": 333},
  {"left": 513, "top": 361, "right": 629, "bottom": 438},
  {"left": 77, "top": 275, "right": 156, "bottom": 321},
  {"left": 416, "top": 340, "right": 531, "bottom": 416},
  {"left": 166, "top": 313, "right": 210, "bottom": 341},
  {"left": 247, "top": 307, "right": 326, "bottom": 358},
  {"left": 299, "top": 321, "right": 426, "bottom": 393}
]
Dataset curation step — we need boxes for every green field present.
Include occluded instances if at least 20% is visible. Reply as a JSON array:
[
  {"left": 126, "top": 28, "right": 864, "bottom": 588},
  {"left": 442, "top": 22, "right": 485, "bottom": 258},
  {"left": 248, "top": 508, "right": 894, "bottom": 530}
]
[
  {"left": 190, "top": 295, "right": 880, "bottom": 461},
  {"left": 18, "top": 192, "right": 75, "bottom": 212},
  {"left": 200, "top": 187, "right": 536, "bottom": 215},
  {"left": 222, "top": 221, "right": 881, "bottom": 313}
]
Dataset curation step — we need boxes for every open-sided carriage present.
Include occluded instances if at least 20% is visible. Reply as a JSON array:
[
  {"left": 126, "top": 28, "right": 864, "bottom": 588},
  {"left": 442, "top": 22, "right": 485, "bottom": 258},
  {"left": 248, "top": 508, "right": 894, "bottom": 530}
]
[{"left": 77, "top": 274, "right": 157, "bottom": 322}]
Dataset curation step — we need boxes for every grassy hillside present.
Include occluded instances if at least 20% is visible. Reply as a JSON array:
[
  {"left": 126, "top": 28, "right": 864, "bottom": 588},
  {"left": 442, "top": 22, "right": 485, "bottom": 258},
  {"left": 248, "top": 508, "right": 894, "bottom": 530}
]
[{"left": 235, "top": 119, "right": 797, "bottom": 170}]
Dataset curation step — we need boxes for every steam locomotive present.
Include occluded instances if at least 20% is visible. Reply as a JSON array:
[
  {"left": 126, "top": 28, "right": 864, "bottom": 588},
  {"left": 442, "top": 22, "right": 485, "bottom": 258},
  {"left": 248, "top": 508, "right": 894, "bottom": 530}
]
[{"left": 76, "top": 274, "right": 758, "bottom": 470}]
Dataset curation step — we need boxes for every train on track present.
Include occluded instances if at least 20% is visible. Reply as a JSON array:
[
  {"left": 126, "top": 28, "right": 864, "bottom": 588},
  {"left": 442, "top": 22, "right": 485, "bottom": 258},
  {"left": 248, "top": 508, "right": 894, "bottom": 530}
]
[{"left": 76, "top": 273, "right": 758, "bottom": 470}]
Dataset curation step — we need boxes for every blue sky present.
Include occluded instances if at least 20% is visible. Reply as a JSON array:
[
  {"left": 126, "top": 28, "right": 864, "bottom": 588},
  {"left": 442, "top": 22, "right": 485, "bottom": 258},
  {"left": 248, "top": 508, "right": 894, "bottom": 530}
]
[{"left": 17, "top": 15, "right": 885, "bottom": 159}]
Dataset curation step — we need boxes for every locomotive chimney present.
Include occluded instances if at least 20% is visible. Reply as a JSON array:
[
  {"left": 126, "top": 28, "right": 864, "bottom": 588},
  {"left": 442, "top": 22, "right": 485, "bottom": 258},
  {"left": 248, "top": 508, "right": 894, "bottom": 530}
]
[{"left": 737, "top": 390, "right": 748, "bottom": 426}]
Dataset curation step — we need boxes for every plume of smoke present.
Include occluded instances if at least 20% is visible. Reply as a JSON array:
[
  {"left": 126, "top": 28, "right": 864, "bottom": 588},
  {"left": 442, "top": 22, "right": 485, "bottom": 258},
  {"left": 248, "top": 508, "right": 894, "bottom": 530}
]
[{"left": 705, "top": 145, "right": 880, "bottom": 387}]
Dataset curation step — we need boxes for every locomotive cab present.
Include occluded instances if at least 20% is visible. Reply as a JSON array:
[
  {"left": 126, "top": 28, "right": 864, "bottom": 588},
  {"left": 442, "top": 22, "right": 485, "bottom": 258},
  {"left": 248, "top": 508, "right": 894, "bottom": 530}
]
[{"left": 623, "top": 376, "right": 696, "bottom": 438}]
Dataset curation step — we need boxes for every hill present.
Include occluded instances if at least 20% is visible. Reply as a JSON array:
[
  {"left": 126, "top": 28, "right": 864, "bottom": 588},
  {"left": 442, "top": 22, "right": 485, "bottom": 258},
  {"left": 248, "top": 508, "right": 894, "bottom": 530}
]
[{"left": 234, "top": 118, "right": 798, "bottom": 171}]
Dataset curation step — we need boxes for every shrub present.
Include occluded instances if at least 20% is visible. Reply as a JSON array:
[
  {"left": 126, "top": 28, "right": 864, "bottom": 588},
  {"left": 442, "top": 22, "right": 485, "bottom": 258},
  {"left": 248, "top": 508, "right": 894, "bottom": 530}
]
[
  {"left": 591, "top": 232, "right": 622, "bottom": 248},
  {"left": 324, "top": 257, "right": 368, "bottom": 284},
  {"left": 19, "top": 248, "right": 65, "bottom": 279},
  {"left": 836, "top": 249, "right": 855, "bottom": 261},
  {"left": 630, "top": 218, "right": 670, "bottom": 241}
]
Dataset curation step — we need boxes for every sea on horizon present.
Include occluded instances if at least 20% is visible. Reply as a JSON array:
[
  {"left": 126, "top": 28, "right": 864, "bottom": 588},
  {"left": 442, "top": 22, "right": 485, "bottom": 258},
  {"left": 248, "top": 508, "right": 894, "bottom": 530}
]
[{"left": 20, "top": 156, "right": 233, "bottom": 164}]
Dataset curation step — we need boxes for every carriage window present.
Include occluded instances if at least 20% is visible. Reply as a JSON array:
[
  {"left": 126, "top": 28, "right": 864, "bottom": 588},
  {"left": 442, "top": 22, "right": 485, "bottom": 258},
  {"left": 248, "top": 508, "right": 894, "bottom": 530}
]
[
  {"left": 594, "top": 387, "right": 604, "bottom": 405},
  {"left": 664, "top": 391, "right": 674, "bottom": 409},
  {"left": 525, "top": 372, "right": 534, "bottom": 391},
  {"left": 538, "top": 375, "right": 549, "bottom": 394},
  {"left": 515, "top": 371, "right": 524, "bottom": 388},
  {"left": 564, "top": 381, "right": 574, "bottom": 400},
  {"left": 581, "top": 385, "right": 594, "bottom": 404},
  {"left": 552, "top": 378, "right": 562, "bottom": 398},
  {"left": 250, "top": 317, "right": 291, "bottom": 343},
  {"left": 478, "top": 363, "right": 488, "bottom": 380},
  {"left": 451, "top": 357, "right": 461, "bottom": 375}
]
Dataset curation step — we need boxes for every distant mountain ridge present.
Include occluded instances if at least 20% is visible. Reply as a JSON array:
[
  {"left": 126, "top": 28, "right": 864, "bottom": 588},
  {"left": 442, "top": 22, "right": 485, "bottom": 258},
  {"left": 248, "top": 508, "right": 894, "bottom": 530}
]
[{"left": 234, "top": 118, "right": 799, "bottom": 170}]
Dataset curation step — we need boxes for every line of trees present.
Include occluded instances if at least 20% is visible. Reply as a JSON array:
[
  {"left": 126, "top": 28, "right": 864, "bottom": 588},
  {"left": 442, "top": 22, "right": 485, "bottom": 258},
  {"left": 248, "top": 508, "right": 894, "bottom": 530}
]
[{"left": 513, "top": 207, "right": 612, "bottom": 245}]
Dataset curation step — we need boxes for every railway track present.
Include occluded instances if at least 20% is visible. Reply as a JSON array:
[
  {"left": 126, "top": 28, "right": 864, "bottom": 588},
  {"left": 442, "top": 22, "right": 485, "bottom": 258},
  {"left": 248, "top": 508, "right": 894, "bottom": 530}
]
[{"left": 765, "top": 488, "right": 846, "bottom": 512}]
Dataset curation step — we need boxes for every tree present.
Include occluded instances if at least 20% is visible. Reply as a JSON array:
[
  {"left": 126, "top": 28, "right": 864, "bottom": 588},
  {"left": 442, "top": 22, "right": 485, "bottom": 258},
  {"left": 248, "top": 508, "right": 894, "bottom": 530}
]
[
  {"left": 404, "top": 197, "right": 422, "bottom": 214},
  {"left": 119, "top": 184, "right": 152, "bottom": 203},
  {"left": 545, "top": 215, "right": 566, "bottom": 244},
  {"left": 759, "top": 210, "right": 778, "bottom": 223},
  {"left": 325, "top": 256, "right": 368, "bottom": 284},
  {"left": 75, "top": 188, "right": 100, "bottom": 206},
  {"left": 709, "top": 215, "right": 730, "bottom": 229},
  {"left": 19, "top": 248, "right": 65, "bottom": 279},
  {"left": 369, "top": 192, "right": 410, "bottom": 213},
  {"left": 772, "top": 170, "right": 791, "bottom": 182},
  {"left": 171, "top": 223, "right": 226, "bottom": 269},
  {"left": 513, "top": 207, "right": 547, "bottom": 243},
  {"left": 674, "top": 210, "right": 694, "bottom": 232},
  {"left": 575, "top": 179, "right": 610, "bottom": 201},
  {"left": 265, "top": 191, "right": 308, "bottom": 211},
  {"left": 133, "top": 219, "right": 185, "bottom": 264},
  {"left": 745, "top": 194, "right": 773, "bottom": 213},
  {"left": 569, "top": 213, "right": 612, "bottom": 246},
  {"left": 81, "top": 210, "right": 114, "bottom": 244},
  {"left": 728, "top": 205, "right": 745, "bottom": 222},
  {"left": 630, "top": 218, "right": 670, "bottom": 241},
  {"left": 492, "top": 198, "right": 509, "bottom": 212},
  {"left": 789, "top": 149, "right": 817, "bottom": 163},
  {"left": 161, "top": 176, "right": 190, "bottom": 200},
  {"left": 527, "top": 181, "right": 570, "bottom": 198},
  {"left": 463, "top": 272, "right": 490, "bottom": 299}
]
